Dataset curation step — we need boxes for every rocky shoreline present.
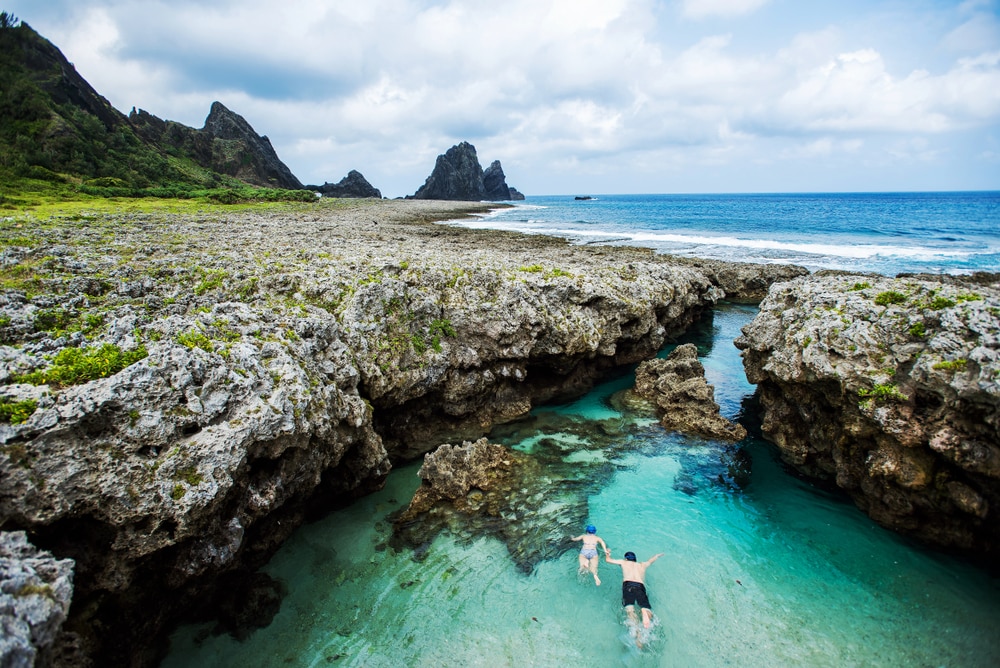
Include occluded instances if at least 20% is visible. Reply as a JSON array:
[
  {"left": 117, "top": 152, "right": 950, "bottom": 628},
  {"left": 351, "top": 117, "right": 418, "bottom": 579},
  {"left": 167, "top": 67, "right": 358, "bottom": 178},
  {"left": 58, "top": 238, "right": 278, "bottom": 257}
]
[
  {"left": 0, "top": 199, "right": 800, "bottom": 666},
  {"left": 2, "top": 199, "right": 996, "bottom": 666}
]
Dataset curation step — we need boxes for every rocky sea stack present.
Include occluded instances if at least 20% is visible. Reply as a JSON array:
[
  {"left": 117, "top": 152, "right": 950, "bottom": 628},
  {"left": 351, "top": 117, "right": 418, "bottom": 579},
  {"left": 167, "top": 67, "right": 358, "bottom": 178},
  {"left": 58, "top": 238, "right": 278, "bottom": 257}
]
[
  {"left": 411, "top": 142, "right": 523, "bottom": 201},
  {"left": 737, "top": 272, "right": 1000, "bottom": 557}
]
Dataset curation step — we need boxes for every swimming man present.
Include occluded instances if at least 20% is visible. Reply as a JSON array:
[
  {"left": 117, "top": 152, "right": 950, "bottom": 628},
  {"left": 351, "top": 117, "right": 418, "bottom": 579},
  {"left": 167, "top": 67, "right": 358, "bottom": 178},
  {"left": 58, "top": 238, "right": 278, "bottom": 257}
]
[
  {"left": 605, "top": 550, "right": 664, "bottom": 633},
  {"left": 570, "top": 524, "right": 609, "bottom": 586}
]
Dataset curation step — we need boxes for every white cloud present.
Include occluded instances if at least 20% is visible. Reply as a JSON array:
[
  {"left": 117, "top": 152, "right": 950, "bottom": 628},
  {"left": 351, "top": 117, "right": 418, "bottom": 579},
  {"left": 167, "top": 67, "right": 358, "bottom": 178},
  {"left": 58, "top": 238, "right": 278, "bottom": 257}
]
[
  {"left": 681, "top": 0, "right": 771, "bottom": 20},
  {"left": 772, "top": 48, "right": 1000, "bottom": 134}
]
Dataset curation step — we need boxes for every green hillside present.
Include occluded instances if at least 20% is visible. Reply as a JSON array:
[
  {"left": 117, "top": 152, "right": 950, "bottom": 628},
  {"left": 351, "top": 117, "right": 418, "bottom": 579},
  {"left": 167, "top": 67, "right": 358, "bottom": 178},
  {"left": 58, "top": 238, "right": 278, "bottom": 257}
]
[{"left": 0, "top": 13, "right": 310, "bottom": 208}]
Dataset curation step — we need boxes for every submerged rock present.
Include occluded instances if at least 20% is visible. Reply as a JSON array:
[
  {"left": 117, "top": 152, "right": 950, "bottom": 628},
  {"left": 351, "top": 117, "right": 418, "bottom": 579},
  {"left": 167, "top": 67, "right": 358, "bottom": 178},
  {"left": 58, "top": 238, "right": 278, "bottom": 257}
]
[
  {"left": 631, "top": 343, "right": 747, "bottom": 442},
  {"left": 737, "top": 272, "right": 1000, "bottom": 557},
  {"left": 393, "top": 438, "right": 566, "bottom": 573},
  {"left": 393, "top": 436, "right": 593, "bottom": 573},
  {"left": 398, "top": 438, "right": 520, "bottom": 518},
  {"left": 393, "top": 409, "right": 639, "bottom": 574}
]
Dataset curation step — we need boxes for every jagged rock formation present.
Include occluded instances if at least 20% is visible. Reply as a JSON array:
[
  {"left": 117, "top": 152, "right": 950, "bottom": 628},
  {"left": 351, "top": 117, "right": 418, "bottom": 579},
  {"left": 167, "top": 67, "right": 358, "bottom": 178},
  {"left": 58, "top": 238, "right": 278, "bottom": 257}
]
[
  {"left": 308, "top": 170, "right": 382, "bottom": 198},
  {"left": 0, "top": 532, "right": 75, "bottom": 668},
  {"left": 0, "top": 199, "right": 829, "bottom": 665},
  {"left": 667, "top": 257, "right": 810, "bottom": 303},
  {"left": 129, "top": 103, "right": 305, "bottom": 190},
  {"left": 736, "top": 272, "right": 1000, "bottom": 557},
  {"left": 199, "top": 102, "right": 303, "bottom": 189},
  {"left": 482, "top": 160, "right": 511, "bottom": 200},
  {"left": 508, "top": 187, "right": 525, "bottom": 201},
  {"left": 397, "top": 438, "right": 521, "bottom": 518},
  {"left": 127, "top": 108, "right": 216, "bottom": 172},
  {"left": 410, "top": 142, "right": 522, "bottom": 201},
  {"left": 632, "top": 343, "right": 747, "bottom": 441}
]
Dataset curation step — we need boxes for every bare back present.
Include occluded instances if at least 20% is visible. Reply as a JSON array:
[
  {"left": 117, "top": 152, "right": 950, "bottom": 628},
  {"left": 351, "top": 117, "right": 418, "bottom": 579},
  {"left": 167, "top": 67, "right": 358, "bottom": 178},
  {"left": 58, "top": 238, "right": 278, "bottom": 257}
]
[
  {"left": 617, "top": 560, "right": 650, "bottom": 584},
  {"left": 607, "top": 552, "right": 663, "bottom": 584}
]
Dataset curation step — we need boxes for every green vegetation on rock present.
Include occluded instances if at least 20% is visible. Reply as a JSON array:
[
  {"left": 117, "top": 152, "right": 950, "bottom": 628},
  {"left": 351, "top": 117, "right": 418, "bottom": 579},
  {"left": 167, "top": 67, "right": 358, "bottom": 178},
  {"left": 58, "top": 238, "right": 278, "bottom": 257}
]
[
  {"left": 0, "top": 396, "right": 38, "bottom": 424},
  {"left": 858, "top": 383, "right": 909, "bottom": 402},
  {"left": 13, "top": 343, "right": 148, "bottom": 387},
  {"left": 933, "top": 359, "right": 968, "bottom": 372},
  {"left": 0, "top": 20, "right": 313, "bottom": 210},
  {"left": 874, "top": 291, "right": 907, "bottom": 306}
]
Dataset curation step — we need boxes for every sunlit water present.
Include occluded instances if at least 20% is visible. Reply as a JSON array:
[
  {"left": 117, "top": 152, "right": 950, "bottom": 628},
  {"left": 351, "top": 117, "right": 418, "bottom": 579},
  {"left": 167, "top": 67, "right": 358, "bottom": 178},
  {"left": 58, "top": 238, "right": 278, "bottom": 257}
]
[{"left": 162, "top": 305, "right": 1000, "bottom": 667}]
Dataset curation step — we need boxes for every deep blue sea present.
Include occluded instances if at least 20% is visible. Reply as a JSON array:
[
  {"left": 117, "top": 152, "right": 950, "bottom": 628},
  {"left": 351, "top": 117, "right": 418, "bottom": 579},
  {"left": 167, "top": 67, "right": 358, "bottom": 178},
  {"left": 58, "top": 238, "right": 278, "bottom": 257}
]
[{"left": 457, "top": 192, "right": 1000, "bottom": 275}]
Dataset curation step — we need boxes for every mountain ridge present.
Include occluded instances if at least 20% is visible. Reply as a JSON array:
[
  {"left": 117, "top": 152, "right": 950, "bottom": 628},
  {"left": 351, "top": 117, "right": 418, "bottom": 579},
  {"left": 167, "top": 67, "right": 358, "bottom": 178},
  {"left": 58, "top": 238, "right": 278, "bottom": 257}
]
[{"left": 0, "top": 19, "right": 303, "bottom": 193}]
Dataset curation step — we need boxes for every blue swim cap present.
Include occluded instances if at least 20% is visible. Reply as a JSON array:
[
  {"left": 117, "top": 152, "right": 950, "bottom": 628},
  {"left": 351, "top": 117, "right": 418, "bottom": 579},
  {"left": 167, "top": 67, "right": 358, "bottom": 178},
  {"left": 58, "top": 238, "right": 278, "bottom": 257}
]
[
  {"left": 624, "top": 551, "right": 637, "bottom": 561},
  {"left": 586, "top": 525, "right": 597, "bottom": 534}
]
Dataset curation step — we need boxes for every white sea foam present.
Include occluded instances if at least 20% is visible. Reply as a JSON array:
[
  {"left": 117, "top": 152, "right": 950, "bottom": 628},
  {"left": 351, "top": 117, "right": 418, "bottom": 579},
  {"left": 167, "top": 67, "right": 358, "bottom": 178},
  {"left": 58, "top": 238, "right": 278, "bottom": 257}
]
[{"left": 497, "top": 224, "right": 979, "bottom": 260}]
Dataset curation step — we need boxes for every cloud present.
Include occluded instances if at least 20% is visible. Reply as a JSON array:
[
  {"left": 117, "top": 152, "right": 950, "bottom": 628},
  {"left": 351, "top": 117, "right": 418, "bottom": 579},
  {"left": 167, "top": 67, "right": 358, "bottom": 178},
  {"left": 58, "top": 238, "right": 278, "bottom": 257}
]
[
  {"left": 680, "top": 0, "right": 771, "bottom": 20},
  {"left": 770, "top": 48, "right": 1000, "bottom": 134}
]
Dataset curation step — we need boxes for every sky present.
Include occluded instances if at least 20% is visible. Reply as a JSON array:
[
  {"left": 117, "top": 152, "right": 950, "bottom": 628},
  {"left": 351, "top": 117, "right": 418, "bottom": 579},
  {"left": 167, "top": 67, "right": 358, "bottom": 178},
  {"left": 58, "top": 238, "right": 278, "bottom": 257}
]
[{"left": 8, "top": 0, "right": 1000, "bottom": 197}]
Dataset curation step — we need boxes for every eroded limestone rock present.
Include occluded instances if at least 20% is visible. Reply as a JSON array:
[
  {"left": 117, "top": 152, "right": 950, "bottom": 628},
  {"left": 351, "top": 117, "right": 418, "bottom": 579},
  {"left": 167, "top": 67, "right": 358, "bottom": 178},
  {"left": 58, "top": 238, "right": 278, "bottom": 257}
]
[
  {"left": 0, "top": 531, "right": 75, "bottom": 668},
  {"left": 632, "top": 343, "right": 747, "bottom": 442},
  {"left": 736, "top": 272, "right": 1000, "bottom": 555}
]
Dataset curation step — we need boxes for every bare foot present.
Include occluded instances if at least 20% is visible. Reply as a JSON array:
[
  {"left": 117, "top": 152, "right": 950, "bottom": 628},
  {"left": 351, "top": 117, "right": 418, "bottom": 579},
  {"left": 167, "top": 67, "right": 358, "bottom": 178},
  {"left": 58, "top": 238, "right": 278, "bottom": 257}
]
[{"left": 594, "top": 575, "right": 601, "bottom": 586}]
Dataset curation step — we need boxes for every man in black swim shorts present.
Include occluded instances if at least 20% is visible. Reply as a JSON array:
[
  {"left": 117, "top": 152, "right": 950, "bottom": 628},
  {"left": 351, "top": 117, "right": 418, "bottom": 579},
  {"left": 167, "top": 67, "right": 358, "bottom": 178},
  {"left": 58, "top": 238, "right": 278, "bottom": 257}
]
[{"left": 605, "top": 550, "right": 664, "bottom": 633}]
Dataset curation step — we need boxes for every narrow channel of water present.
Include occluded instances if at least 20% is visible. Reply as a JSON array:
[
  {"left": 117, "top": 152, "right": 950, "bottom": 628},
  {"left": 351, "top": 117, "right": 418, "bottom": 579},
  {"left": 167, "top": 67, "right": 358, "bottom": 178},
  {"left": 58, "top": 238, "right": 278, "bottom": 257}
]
[{"left": 162, "top": 304, "right": 1000, "bottom": 667}]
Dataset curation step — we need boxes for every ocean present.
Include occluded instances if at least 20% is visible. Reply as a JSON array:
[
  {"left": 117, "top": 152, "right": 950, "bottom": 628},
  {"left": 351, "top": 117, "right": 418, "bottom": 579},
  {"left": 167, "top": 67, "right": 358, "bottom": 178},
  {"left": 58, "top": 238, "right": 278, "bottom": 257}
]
[
  {"left": 457, "top": 192, "right": 1000, "bottom": 276},
  {"left": 161, "top": 194, "right": 1000, "bottom": 667}
]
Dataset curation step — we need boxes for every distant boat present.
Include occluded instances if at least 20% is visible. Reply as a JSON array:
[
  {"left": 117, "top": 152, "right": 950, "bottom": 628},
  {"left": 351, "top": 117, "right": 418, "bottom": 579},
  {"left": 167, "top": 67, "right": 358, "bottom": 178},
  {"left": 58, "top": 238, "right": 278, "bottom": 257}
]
[{"left": 574, "top": 196, "right": 594, "bottom": 200}]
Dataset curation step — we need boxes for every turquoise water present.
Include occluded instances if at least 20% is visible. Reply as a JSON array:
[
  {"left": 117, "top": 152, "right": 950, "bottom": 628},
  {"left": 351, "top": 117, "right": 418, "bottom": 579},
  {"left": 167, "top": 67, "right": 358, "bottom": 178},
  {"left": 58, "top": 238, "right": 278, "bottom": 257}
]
[
  {"left": 162, "top": 304, "right": 1000, "bottom": 667},
  {"left": 456, "top": 192, "right": 1000, "bottom": 275}
]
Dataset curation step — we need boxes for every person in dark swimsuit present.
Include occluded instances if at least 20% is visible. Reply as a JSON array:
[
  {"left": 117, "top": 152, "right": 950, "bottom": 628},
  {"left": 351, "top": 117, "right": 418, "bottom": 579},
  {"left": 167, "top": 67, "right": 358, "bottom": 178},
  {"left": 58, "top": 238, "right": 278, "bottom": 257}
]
[{"left": 605, "top": 549, "right": 664, "bottom": 642}]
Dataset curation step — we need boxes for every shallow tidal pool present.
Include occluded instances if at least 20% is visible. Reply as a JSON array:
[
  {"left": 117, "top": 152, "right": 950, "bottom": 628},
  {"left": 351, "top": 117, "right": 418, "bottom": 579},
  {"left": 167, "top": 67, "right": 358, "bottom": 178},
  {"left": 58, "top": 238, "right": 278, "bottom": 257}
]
[{"left": 162, "top": 304, "right": 1000, "bottom": 667}]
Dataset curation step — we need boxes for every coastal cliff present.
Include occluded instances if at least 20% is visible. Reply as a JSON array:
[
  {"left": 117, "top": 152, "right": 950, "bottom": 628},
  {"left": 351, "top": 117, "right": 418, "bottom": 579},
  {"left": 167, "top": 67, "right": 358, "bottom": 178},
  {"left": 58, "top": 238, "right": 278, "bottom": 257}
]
[
  {"left": 0, "top": 200, "right": 798, "bottom": 666},
  {"left": 736, "top": 272, "right": 1000, "bottom": 557}
]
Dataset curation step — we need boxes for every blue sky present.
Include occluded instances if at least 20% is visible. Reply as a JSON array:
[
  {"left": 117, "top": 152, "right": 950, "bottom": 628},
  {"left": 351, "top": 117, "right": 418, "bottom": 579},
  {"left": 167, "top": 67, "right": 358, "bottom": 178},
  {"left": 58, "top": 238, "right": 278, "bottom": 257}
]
[{"left": 9, "top": 0, "right": 1000, "bottom": 197}]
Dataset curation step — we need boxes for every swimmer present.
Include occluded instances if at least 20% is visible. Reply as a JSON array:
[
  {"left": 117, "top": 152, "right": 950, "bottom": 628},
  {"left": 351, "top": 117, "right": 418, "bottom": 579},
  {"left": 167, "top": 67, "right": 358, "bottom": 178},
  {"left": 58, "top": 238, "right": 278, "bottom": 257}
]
[
  {"left": 605, "top": 549, "right": 664, "bottom": 645},
  {"left": 570, "top": 525, "right": 609, "bottom": 586}
]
